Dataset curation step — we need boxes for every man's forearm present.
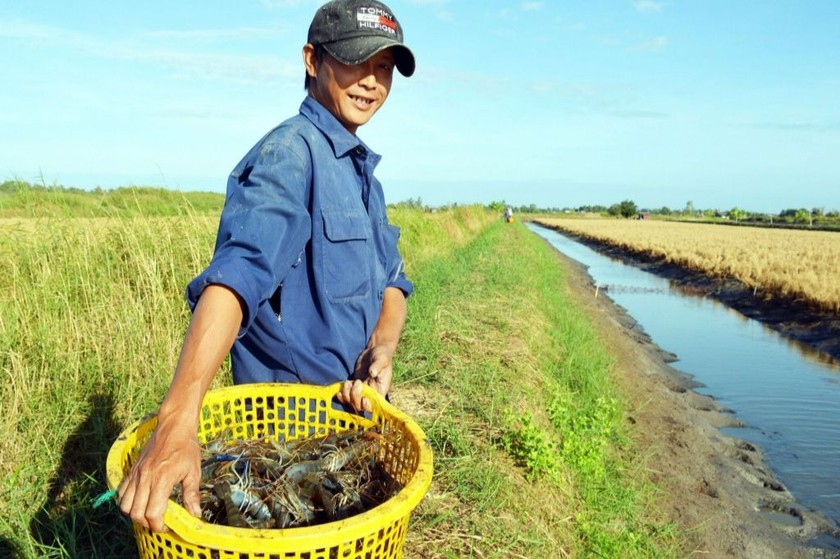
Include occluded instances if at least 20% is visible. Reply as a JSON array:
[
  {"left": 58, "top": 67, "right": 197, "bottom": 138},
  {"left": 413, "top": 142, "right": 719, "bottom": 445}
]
[
  {"left": 368, "top": 286, "right": 407, "bottom": 351},
  {"left": 157, "top": 284, "right": 244, "bottom": 425}
]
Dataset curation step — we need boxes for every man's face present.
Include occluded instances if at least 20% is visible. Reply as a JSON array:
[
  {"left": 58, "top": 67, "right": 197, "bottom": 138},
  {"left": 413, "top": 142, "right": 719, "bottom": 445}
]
[{"left": 305, "top": 46, "right": 395, "bottom": 134}]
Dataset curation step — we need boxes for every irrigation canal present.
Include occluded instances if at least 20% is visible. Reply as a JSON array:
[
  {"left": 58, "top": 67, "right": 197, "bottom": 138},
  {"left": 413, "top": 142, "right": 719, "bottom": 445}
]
[{"left": 528, "top": 222, "right": 840, "bottom": 530}]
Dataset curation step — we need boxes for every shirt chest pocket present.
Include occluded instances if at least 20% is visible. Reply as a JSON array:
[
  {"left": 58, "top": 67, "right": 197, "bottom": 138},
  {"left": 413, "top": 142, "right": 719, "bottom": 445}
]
[{"left": 321, "top": 209, "right": 373, "bottom": 302}]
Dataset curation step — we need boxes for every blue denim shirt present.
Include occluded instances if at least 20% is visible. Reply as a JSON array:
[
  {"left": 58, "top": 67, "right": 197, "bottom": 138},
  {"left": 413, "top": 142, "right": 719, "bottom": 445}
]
[{"left": 186, "top": 96, "right": 413, "bottom": 385}]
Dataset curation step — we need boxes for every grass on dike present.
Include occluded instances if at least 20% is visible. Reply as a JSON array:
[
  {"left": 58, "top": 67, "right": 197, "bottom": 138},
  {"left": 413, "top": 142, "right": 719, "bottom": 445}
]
[
  {"left": 0, "top": 197, "right": 679, "bottom": 558},
  {"left": 393, "top": 211, "right": 679, "bottom": 559}
]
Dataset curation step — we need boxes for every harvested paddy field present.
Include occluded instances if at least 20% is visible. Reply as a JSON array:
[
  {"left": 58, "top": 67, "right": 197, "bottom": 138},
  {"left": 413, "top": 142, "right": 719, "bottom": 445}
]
[{"left": 533, "top": 218, "right": 840, "bottom": 363}]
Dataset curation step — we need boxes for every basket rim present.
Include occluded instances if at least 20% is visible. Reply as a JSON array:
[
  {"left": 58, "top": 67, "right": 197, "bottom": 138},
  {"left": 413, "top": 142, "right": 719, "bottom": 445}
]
[{"left": 107, "top": 382, "right": 433, "bottom": 552}]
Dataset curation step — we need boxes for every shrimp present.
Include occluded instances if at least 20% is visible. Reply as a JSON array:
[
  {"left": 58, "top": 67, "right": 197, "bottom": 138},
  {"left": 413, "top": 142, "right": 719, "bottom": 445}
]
[
  {"left": 218, "top": 481, "right": 272, "bottom": 528},
  {"left": 320, "top": 431, "right": 378, "bottom": 472},
  {"left": 174, "top": 427, "right": 401, "bottom": 529}
]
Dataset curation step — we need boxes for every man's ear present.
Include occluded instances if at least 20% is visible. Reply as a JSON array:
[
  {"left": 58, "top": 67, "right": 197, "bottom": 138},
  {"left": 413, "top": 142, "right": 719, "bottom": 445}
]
[{"left": 302, "top": 43, "right": 318, "bottom": 81}]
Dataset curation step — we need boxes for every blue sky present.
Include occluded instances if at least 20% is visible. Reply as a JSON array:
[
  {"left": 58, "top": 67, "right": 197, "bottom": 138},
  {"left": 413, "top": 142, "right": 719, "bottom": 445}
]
[{"left": 1, "top": 1, "right": 838, "bottom": 212}]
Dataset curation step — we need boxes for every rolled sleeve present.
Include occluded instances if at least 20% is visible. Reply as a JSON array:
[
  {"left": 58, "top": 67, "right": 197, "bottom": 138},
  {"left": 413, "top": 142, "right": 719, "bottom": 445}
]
[
  {"left": 387, "top": 270, "right": 414, "bottom": 298},
  {"left": 383, "top": 224, "right": 413, "bottom": 298},
  {"left": 187, "top": 138, "right": 312, "bottom": 334}
]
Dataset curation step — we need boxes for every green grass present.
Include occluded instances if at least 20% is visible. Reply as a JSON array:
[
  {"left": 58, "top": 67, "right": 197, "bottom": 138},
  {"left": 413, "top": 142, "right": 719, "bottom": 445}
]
[
  {"left": 0, "top": 189, "right": 682, "bottom": 558},
  {"left": 393, "top": 219, "right": 680, "bottom": 558}
]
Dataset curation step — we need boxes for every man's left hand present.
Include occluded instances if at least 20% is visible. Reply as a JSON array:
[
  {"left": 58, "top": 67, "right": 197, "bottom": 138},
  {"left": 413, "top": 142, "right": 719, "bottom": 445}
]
[{"left": 339, "top": 344, "right": 394, "bottom": 412}]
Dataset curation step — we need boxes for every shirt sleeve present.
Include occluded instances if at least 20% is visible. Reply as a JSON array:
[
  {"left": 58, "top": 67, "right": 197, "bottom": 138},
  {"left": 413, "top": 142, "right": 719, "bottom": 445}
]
[
  {"left": 383, "top": 223, "right": 414, "bottom": 298},
  {"left": 186, "top": 136, "right": 312, "bottom": 335}
]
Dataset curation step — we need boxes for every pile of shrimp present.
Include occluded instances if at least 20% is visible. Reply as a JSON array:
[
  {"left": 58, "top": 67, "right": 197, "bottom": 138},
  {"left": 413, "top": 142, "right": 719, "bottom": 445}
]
[{"left": 171, "top": 428, "right": 402, "bottom": 529}]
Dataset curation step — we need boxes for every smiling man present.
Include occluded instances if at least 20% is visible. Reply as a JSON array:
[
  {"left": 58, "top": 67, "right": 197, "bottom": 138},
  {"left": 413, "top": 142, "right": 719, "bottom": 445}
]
[{"left": 118, "top": 0, "right": 416, "bottom": 532}]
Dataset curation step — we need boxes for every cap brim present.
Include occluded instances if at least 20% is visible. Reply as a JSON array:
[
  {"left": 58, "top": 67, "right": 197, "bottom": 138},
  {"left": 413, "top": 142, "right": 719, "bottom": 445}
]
[{"left": 323, "top": 36, "right": 415, "bottom": 77}]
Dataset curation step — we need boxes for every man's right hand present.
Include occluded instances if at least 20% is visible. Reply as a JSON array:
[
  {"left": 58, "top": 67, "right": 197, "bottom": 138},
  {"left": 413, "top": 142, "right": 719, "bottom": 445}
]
[{"left": 118, "top": 417, "right": 202, "bottom": 532}]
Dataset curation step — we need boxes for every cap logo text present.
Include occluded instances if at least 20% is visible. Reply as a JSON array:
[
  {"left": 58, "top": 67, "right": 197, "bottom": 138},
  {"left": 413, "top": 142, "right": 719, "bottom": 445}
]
[{"left": 356, "top": 7, "right": 397, "bottom": 35}]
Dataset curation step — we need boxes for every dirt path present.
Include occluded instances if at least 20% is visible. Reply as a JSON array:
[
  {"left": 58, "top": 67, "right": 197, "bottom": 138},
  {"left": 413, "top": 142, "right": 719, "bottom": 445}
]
[{"left": 551, "top": 240, "right": 840, "bottom": 558}]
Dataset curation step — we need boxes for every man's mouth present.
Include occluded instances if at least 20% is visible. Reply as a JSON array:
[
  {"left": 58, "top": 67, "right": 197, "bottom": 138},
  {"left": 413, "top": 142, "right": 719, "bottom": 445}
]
[{"left": 349, "top": 94, "right": 375, "bottom": 109}]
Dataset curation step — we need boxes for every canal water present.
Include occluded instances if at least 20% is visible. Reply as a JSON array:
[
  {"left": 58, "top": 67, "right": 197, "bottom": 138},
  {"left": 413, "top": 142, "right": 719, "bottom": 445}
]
[{"left": 528, "top": 223, "right": 840, "bottom": 528}]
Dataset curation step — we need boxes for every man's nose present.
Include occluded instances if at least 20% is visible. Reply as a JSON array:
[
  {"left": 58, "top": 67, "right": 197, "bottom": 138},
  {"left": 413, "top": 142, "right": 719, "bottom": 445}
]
[{"left": 358, "top": 69, "right": 377, "bottom": 88}]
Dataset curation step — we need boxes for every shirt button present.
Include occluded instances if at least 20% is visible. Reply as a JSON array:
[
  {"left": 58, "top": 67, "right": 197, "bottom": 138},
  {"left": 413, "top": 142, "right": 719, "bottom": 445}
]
[{"left": 354, "top": 146, "right": 365, "bottom": 156}]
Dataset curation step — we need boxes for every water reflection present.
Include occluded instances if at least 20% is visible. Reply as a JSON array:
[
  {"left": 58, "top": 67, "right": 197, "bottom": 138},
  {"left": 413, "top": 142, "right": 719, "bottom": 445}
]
[{"left": 529, "top": 223, "right": 840, "bottom": 526}]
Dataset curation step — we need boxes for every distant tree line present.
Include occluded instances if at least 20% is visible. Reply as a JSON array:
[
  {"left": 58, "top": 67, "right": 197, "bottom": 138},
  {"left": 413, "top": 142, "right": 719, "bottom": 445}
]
[
  {"left": 627, "top": 200, "right": 840, "bottom": 226},
  {"left": 4, "top": 181, "right": 837, "bottom": 228},
  {"left": 485, "top": 197, "right": 840, "bottom": 230}
]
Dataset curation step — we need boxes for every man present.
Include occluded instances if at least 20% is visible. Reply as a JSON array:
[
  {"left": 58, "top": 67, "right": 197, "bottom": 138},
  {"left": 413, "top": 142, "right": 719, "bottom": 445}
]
[{"left": 118, "top": 0, "right": 415, "bottom": 532}]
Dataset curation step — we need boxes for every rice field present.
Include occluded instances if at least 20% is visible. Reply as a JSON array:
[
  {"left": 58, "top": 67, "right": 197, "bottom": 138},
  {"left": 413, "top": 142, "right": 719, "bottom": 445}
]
[
  {"left": 0, "top": 207, "right": 496, "bottom": 557},
  {"left": 535, "top": 217, "right": 840, "bottom": 313}
]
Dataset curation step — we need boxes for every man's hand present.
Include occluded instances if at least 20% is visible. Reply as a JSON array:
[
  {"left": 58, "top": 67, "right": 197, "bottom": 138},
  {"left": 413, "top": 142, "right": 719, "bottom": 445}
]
[
  {"left": 340, "top": 344, "right": 395, "bottom": 412},
  {"left": 339, "top": 287, "right": 407, "bottom": 412},
  {"left": 118, "top": 418, "right": 202, "bottom": 532}
]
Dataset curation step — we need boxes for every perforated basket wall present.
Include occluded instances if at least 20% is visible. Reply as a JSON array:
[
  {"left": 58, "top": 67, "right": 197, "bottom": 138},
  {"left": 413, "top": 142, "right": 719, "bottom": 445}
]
[{"left": 107, "top": 383, "right": 433, "bottom": 559}]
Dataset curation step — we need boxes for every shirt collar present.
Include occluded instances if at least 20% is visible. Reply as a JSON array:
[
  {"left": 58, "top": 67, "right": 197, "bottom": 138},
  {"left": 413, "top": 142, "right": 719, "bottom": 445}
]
[{"left": 300, "top": 96, "right": 380, "bottom": 164}]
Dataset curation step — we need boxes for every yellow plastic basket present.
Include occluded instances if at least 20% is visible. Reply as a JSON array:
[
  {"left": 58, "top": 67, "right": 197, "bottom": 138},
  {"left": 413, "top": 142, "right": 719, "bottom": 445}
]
[{"left": 107, "top": 382, "right": 433, "bottom": 559}]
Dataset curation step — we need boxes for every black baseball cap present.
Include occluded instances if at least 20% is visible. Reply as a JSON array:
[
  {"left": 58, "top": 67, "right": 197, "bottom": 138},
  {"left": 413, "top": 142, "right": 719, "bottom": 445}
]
[{"left": 307, "top": 0, "right": 415, "bottom": 77}]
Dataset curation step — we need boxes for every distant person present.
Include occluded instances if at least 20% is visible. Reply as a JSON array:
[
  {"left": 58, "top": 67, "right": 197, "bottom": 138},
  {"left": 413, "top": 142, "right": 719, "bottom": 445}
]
[
  {"left": 118, "top": 0, "right": 416, "bottom": 532},
  {"left": 504, "top": 206, "right": 514, "bottom": 223}
]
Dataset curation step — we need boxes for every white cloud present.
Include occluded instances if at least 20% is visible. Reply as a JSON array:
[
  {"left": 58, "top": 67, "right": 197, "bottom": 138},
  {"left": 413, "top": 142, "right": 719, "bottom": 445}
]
[
  {"left": 143, "top": 26, "right": 287, "bottom": 42},
  {"left": 527, "top": 80, "right": 667, "bottom": 120},
  {"left": 0, "top": 18, "right": 299, "bottom": 85},
  {"left": 633, "top": 0, "right": 665, "bottom": 13},
  {"left": 409, "top": 0, "right": 451, "bottom": 6},
  {"left": 521, "top": 2, "right": 544, "bottom": 11},
  {"left": 611, "top": 109, "right": 667, "bottom": 119},
  {"left": 129, "top": 50, "right": 299, "bottom": 84},
  {"left": 415, "top": 64, "right": 512, "bottom": 92},
  {"left": 259, "top": 0, "right": 320, "bottom": 9},
  {"left": 409, "top": 0, "right": 453, "bottom": 21},
  {"left": 635, "top": 35, "right": 668, "bottom": 52},
  {"left": 751, "top": 121, "right": 840, "bottom": 133},
  {"left": 0, "top": 19, "right": 95, "bottom": 48}
]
